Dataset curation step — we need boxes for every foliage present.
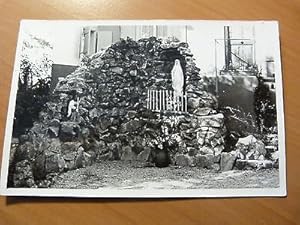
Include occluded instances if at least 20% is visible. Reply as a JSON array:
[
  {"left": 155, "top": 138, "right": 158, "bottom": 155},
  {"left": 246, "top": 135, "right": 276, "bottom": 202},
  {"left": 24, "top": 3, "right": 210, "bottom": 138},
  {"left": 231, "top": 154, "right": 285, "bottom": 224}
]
[
  {"left": 220, "top": 106, "right": 258, "bottom": 151},
  {"left": 13, "top": 34, "right": 53, "bottom": 136},
  {"left": 254, "top": 77, "right": 277, "bottom": 134}
]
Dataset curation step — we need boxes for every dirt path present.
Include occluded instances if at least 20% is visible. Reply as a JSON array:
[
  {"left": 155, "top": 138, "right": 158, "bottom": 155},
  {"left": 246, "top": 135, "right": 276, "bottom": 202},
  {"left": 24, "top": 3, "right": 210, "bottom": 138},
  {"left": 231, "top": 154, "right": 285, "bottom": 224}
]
[{"left": 51, "top": 161, "right": 279, "bottom": 189}]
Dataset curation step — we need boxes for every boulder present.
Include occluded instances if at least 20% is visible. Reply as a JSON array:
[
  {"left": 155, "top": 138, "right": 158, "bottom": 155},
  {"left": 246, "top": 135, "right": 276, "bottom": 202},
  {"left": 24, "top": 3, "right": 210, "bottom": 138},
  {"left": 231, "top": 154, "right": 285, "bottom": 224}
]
[
  {"left": 120, "top": 119, "right": 144, "bottom": 133},
  {"left": 59, "top": 122, "right": 80, "bottom": 142},
  {"left": 61, "top": 142, "right": 83, "bottom": 169},
  {"left": 82, "top": 151, "right": 96, "bottom": 167},
  {"left": 13, "top": 160, "right": 35, "bottom": 187},
  {"left": 19, "top": 134, "right": 29, "bottom": 144},
  {"left": 155, "top": 150, "right": 171, "bottom": 168},
  {"left": 220, "top": 151, "right": 237, "bottom": 171},
  {"left": 194, "top": 154, "right": 214, "bottom": 169},
  {"left": 45, "top": 154, "right": 65, "bottom": 173},
  {"left": 107, "top": 142, "right": 122, "bottom": 160},
  {"left": 175, "top": 154, "right": 192, "bottom": 167},
  {"left": 48, "top": 126, "right": 60, "bottom": 138},
  {"left": 187, "top": 97, "right": 200, "bottom": 110},
  {"left": 235, "top": 159, "right": 273, "bottom": 170},
  {"left": 235, "top": 135, "right": 266, "bottom": 160},
  {"left": 121, "top": 146, "right": 137, "bottom": 161},
  {"left": 187, "top": 147, "right": 197, "bottom": 156},
  {"left": 49, "top": 118, "right": 61, "bottom": 127},
  {"left": 213, "top": 144, "right": 224, "bottom": 157},
  {"left": 9, "top": 139, "right": 19, "bottom": 167},
  {"left": 193, "top": 107, "right": 215, "bottom": 116},
  {"left": 271, "top": 151, "right": 279, "bottom": 162},
  {"left": 137, "top": 147, "right": 152, "bottom": 161},
  {"left": 99, "top": 117, "right": 112, "bottom": 130},
  {"left": 200, "top": 146, "right": 215, "bottom": 155},
  {"left": 110, "top": 66, "right": 123, "bottom": 74},
  {"left": 14, "top": 142, "right": 35, "bottom": 162},
  {"left": 198, "top": 113, "right": 224, "bottom": 128}
]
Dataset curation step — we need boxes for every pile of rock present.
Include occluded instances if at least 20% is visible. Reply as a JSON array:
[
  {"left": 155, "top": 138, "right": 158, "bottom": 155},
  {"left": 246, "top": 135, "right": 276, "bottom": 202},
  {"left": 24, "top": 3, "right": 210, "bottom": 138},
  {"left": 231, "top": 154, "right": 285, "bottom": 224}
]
[
  {"left": 8, "top": 36, "right": 279, "bottom": 188},
  {"left": 220, "top": 134, "right": 279, "bottom": 171}
]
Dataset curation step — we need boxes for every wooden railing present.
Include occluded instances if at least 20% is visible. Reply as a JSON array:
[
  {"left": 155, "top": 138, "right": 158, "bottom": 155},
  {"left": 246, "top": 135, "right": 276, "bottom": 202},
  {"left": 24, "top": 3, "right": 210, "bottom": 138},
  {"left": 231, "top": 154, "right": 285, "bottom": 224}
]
[{"left": 147, "top": 89, "right": 187, "bottom": 113}]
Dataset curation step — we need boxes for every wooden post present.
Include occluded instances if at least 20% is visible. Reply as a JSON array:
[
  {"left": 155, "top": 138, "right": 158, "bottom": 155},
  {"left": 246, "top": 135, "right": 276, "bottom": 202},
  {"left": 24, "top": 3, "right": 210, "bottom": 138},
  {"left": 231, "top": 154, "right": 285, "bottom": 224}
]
[
  {"left": 149, "top": 90, "right": 152, "bottom": 110},
  {"left": 162, "top": 90, "right": 165, "bottom": 111},
  {"left": 147, "top": 89, "right": 150, "bottom": 109},
  {"left": 159, "top": 90, "right": 162, "bottom": 111},
  {"left": 184, "top": 95, "right": 187, "bottom": 112}
]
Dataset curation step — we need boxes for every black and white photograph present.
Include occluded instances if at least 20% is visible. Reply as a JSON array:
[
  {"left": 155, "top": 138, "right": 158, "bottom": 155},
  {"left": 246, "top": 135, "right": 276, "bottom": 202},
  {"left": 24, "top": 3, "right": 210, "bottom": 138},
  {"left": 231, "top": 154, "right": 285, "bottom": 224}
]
[{"left": 0, "top": 20, "right": 286, "bottom": 197}]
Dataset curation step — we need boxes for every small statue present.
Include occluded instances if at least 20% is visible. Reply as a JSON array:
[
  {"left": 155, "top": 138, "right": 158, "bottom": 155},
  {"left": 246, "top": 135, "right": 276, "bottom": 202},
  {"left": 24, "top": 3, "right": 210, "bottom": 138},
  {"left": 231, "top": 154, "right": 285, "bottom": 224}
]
[
  {"left": 171, "top": 59, "right": 184, "bottom": 96},
  {"left": 67, "top": 92, "right": 80, "bottom": 121}
]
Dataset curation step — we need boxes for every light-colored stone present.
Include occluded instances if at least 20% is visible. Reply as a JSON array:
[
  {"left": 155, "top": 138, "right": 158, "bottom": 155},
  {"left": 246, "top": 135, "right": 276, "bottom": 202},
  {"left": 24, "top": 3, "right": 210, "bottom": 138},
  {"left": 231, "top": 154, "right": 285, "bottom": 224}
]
[
  {"left": 137, "top": 147, "right": 152, "bottom": 161},
  {"left": 121, "top": 146, "right": 137, "bottom": 161},
  {"left": 220, "top": 151, "right": 237, "bottom": 171},
  {"left": 175, "top": 154, "right": 192, "bottom": 167},
  {"left": 235, "top": 159, "right": 273, "bottom": 170},
  {"left": 194, "top": 154, "right": 214, "bottom": 169}
]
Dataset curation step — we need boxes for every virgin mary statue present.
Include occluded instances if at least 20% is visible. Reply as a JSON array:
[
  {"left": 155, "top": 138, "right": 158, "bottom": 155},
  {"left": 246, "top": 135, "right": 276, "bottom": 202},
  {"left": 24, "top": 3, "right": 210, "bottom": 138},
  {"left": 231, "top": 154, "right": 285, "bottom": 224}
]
[{"left": 171, "top": 59, "right": 184, "bottom": 96}]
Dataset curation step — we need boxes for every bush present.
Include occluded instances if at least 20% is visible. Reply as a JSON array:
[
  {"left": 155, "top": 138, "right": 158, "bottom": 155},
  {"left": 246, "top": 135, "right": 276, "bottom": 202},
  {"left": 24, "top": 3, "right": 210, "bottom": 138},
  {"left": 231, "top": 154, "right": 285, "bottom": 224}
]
[{"left": 13, "top": 59, "right": 51, "bottom": 136}]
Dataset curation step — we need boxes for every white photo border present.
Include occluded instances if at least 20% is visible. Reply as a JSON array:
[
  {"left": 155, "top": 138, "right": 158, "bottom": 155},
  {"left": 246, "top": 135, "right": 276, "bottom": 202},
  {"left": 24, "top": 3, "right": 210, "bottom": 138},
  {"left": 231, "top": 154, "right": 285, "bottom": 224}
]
[{"left": 0, "top": 20, "right": 286, "bottom": 198}]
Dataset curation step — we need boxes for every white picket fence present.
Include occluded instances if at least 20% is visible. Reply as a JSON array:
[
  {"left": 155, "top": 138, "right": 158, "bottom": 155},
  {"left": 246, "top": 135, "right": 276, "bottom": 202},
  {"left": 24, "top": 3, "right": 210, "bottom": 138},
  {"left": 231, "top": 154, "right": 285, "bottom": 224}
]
[{"left": 147, "top": 89, "right": 188, "bottom": 113}]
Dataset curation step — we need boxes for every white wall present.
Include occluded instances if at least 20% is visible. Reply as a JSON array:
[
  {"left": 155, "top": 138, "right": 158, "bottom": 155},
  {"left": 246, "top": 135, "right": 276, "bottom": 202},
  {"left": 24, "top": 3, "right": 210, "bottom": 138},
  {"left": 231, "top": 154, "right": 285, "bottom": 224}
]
[{"left": 22, "top": 21, "right": 280, "bottom": 73}]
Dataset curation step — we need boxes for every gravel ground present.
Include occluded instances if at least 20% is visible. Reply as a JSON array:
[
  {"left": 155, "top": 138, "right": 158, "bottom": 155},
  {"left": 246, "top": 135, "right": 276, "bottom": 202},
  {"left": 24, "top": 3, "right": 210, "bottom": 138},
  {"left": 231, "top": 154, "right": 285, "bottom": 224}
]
[{"left": 51, "top": 161, "right": 279, "bottom": 189}]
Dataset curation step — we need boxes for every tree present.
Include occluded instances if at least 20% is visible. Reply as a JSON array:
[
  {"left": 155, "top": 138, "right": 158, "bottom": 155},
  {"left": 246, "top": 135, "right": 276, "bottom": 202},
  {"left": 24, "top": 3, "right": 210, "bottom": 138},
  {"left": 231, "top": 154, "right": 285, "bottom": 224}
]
[
  {"left": 254, "top": 76, "right": 277, "bottom": 134},
  {"left": 13, "top": 33, "right": 53, "bottom": 136}
]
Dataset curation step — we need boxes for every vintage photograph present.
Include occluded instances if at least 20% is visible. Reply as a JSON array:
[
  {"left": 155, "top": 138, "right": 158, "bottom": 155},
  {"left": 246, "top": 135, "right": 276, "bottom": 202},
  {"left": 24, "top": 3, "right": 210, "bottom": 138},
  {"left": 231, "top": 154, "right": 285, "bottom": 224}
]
[{"left": 0, "top": 20, "right": 286, "bottom": 197}]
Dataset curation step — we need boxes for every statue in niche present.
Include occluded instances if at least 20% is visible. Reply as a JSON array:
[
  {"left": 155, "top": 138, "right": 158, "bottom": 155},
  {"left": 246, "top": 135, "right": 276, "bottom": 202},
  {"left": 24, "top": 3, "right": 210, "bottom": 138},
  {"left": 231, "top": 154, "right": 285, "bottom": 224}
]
[
  {"left": 67, "top": 91, "right": 80, "bottom": 121},
  {"left": 171, "top": 59, "right": 184, "bottom": 96}
]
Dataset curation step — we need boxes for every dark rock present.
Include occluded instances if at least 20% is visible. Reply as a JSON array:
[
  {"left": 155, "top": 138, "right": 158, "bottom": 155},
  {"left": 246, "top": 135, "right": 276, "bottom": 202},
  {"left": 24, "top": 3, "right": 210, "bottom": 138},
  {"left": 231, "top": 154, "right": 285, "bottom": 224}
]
[
  {"left": 99, "top": 117, "right": 112, "bottom": 130},
  {"left": 120, "top": 119, "right": 144, "bottom": 133},
  {"left": 75, "top": 146, "right": 85, "bottom": 168},
  {"left": 107, "top": 142, "right": 122, "bottom": 160},
  {"left": 14, "top": 142, "right": 35, "bottom": 162},
  {"left": 19, "top": 134, "right": 29, "bottom": 144},
  {"left": 13, "top": 160, "right": 35, "bottom": 187},
  {"left": 187, "top": 147, "right": 197, "bottom": 156},
  {"left": 45, "top": 154, "right": 65, "bottom": 173},
  {"left": 9, "top": 139, "right": 19, "bottom": 167},
  {"left": 154, "top": 150, "right": 170, "bottom": 168},
  {"left": 59, "top": 122, "right": 80, "bottom": 142}
]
